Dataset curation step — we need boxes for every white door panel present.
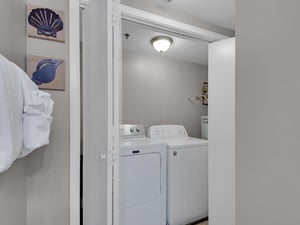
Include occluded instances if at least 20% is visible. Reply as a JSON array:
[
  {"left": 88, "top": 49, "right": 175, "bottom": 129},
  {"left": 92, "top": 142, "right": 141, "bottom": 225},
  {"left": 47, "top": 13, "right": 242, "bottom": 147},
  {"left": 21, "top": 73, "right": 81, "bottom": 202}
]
[{"left": 208, "top": 38, "right": 235, "bottom": 225}]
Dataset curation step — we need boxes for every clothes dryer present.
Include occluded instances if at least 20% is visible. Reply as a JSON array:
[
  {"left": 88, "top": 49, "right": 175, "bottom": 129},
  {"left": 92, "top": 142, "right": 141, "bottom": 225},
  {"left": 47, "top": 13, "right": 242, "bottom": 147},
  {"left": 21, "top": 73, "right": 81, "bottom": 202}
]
[{"left": 119, "top": 124, "right": 167, "bottom": 225}]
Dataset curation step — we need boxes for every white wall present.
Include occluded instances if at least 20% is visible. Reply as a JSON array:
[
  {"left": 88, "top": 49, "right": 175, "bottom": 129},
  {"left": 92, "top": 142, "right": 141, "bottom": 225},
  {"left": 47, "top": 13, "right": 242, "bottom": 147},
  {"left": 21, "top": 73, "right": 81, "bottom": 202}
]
[
  {"left": 236, "top": 0, "right": 300, "bottom": 224},
  {"left": 122, "top": 51, "right": 208, "bottom": 137},
  {"left": 208, "top": 38, "right": 235, "bottom": 225}
]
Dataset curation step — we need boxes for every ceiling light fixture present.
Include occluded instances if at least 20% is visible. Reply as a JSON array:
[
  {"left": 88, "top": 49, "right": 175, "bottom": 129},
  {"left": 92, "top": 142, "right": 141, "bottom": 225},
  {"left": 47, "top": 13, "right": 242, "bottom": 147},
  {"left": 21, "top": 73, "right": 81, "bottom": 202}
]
[{"left": 151, "top": 36, "right": 173, "bottom": 53}]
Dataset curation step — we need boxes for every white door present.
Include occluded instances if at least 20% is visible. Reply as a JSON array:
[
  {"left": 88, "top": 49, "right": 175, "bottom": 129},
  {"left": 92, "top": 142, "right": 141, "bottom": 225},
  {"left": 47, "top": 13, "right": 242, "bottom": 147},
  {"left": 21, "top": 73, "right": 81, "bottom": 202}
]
[
  {"left": 208, "top": 38, "right": 236, "bottom": 225},
  {"left": 82, "top": 1, "right": 117, "bottom": 225}
]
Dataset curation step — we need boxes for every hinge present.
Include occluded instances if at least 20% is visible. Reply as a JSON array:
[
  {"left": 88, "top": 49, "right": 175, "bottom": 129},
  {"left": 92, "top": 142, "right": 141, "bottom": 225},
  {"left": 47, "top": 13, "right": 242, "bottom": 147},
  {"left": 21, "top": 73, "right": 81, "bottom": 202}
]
[
  {"left": 111, "top": 135, "right": 117, "bottom": 163},
  {"left": 111, "top": 132, "right": 120, "bottom": 164},
  {"left": 112, "top": 150, "right": 118, "bottom": 163},
  {"left": 111, "top": 7, "right": 119, "bottom": 25}
]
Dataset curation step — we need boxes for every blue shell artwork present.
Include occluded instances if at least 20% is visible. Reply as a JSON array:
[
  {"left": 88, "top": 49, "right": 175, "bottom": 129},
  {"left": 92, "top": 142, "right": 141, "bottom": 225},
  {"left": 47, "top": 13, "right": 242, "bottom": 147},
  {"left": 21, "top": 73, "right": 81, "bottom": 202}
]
[
  {"left": 28, "top": 8, "right": 63, "bottom": 38},
  {"left": 32, "top": 59, "right": 63, "bottom": 85}
]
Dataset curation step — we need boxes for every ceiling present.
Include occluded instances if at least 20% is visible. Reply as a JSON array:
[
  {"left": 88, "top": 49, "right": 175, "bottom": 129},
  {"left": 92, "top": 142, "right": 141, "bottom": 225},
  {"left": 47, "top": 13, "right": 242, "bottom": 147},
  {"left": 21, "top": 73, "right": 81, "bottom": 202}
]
[
  {"left": 122, "top": 20, "right": 209, "bottom": 65},
  {"left": 123, "top": 0, "right": 235, "bottom": 30},
  {"left": 122, "top": 0, "right": 236, "bottom": 65}
]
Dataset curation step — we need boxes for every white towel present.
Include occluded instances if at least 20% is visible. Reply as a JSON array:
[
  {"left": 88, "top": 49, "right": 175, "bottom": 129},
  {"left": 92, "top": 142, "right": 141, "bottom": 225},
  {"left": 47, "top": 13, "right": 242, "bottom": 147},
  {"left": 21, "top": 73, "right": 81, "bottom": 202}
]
[
  {"left": 0, "top": 55, "right": 26, "bottom": 172},
  {"left": 18, "top": 74, "right": 54, "bottom": 158},
  {"left": 0, "top": 54, "right": 54, "bottom": 172},
  {"left": 20, "top": 114, "right": 53, "bottom": 157},
  {"left": 19, "top": 90, "right": 54, "bottom": 157}
]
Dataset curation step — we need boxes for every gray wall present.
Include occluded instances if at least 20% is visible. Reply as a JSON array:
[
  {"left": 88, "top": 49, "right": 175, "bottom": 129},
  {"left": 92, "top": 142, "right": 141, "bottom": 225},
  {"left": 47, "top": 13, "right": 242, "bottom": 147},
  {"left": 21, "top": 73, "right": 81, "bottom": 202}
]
[
  {"left": 82, "top": 0, "right": 109, "bottom": 224},
  {"left": 121, "top": 0, "right": 234, "bottom": 37},
  {"left": 0, "top": 163, "right": 26, "bottom": 225},
  {"left": 122, "top": 51, "right": 208, "bottom": 138},
  {"left": 0, "top": 0, "right": 27, "bottom": 67},
  {"left": 25, "top": 0, "right": 70, "bottom": 224},
  {"left": 0, "top": 1, "right": 70, "bottom": 225},
  {"left": 236, "top": 0, "right": 300, "bottom": 224},
  {"left": 0, "top": 0, "right": 27, "bottom": 225}
]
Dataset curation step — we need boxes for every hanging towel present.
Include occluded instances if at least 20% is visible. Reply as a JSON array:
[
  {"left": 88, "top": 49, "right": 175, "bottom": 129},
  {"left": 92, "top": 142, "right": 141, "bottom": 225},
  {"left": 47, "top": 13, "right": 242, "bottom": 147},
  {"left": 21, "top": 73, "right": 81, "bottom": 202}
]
[
  {"left": 0, "top": 54, "right": 54, "bottom": 172},
  {"left": 0, "top": 55, "right": 24, "bottom": 172},
  {"left": 19, "top": 91, "right": 54, "bottom": 157},
  {"left": 17, "top": 65, "right": 54, "bottom": 158}
]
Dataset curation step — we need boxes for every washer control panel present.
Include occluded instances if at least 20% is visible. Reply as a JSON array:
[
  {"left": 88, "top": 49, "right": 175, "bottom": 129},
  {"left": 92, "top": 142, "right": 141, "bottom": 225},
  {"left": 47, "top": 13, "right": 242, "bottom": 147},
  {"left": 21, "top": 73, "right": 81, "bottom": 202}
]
[
  {"left": 120, "top": 124, "right": 145, "bottom": 138},
  {"left": 147, "top": 125, "right": 188, "bottom": 138}
]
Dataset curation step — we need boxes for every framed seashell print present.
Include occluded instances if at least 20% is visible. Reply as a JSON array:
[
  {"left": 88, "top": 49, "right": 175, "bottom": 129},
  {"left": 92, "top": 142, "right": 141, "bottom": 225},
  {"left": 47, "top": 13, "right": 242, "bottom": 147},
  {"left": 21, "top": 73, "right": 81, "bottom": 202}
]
[
  {"left": 27, "top": 4, "right": 65, "bottom": 42},
  {"left": 27, "top": 55, "right": 65, "bottom": 91}
]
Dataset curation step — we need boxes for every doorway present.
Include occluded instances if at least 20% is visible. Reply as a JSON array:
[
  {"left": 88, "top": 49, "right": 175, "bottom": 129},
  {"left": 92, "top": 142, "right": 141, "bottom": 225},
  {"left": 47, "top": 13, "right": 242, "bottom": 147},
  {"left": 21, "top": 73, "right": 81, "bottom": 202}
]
[
  {"left": 111, "top": 4, "right": 234, "bottom": 225},
  {"left": 120, "top": 18, "right": 209, "bottom": 225},
  {"left": 80, "top": 2, "right": 235, "bottom": 225}
]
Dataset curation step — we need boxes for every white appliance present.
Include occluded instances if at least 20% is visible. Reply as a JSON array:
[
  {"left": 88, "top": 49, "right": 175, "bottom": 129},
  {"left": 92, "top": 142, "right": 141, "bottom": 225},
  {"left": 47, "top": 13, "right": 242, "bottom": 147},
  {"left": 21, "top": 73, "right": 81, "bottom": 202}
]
[
  {"left": 201, "top": 116, "right": 208, "bottom": 140},
  {"left": 119, "top": 124, "right": 167, "bottom": 225},
  {"left": 148, "top": 125, "right": 208, "bottom": 225}
]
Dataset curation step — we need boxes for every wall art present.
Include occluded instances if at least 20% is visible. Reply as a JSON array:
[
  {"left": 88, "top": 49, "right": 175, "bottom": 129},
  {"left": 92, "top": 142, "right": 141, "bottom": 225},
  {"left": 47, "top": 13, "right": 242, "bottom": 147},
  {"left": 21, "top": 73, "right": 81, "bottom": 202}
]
[
  {"left": 27, "top": 55, "right": 65, "bottom": 91},
  {"left": 27, "top": 4, "right": 65, "bottom": 43}
]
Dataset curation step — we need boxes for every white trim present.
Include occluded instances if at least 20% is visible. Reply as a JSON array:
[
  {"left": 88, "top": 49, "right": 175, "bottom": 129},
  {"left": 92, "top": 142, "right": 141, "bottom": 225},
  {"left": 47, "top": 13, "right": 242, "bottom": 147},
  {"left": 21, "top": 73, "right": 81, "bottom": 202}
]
[
  {"left": 120, "top": 5, "right": 229, "bottom": 42},
  {"left": 112, "top": 2, "right": 121, "bottom": 225},
  {"left": 108, "top": 2, "right": 122, "bottom": 225},
  {"left": 107, "top": 1, "right": 114, "bottom": 225},
  {"left": 69, "top": 1, "right": 81, "bottom": 225},
  {"left": 112, "top": 4, "right": 231, "bottom": 225}
]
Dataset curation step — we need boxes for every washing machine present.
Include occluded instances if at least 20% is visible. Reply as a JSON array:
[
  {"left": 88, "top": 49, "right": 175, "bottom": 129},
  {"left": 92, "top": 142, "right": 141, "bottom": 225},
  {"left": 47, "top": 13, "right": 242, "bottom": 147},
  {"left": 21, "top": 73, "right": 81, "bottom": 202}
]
[
  {"left": 147, "top": 125, "right": 208, "bottom": 225},
  {"left": 119, "top": 124, "right": 167, "bottom": 225}
]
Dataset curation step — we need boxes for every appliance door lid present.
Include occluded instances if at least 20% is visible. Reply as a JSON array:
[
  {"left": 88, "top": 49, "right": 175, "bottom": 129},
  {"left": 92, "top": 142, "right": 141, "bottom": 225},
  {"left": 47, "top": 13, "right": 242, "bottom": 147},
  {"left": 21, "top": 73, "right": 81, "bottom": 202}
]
[{"left": 120, "top": 153, "right": 161, "bottom": 208}]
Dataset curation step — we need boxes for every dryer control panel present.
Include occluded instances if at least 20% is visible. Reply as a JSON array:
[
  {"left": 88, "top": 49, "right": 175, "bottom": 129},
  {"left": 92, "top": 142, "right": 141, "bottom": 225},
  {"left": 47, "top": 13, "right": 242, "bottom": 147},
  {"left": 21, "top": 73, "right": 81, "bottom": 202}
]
[{"left": 120, "top": 124, "right": 145, "bottom": 138}]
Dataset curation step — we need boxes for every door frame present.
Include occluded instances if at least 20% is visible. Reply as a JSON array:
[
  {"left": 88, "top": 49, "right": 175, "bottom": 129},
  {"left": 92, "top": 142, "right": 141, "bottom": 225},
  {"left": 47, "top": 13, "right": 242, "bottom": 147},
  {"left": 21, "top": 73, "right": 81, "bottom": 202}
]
[{"left": 110, "top": 4, "right": 231, "bottom": 225}]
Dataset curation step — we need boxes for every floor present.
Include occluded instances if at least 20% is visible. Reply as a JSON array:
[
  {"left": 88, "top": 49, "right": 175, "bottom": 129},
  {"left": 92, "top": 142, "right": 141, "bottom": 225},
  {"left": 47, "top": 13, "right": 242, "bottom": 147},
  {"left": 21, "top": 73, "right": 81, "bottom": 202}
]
[{"left": 195, "top": 220, "right": 208, "bottom": 225}]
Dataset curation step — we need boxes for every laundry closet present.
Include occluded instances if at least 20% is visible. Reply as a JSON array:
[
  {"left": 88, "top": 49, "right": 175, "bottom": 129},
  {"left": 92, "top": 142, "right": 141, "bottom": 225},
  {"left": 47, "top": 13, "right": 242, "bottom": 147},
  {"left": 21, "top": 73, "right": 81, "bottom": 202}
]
[
  {"left": 115, "top": 3, "right": 236, "bottom": 223},
  {"left": 119, "top": 18, "right": 210, "bottom": 225},
  {"left": 121, "top": 20, "right": 208, "bottom": 138}
]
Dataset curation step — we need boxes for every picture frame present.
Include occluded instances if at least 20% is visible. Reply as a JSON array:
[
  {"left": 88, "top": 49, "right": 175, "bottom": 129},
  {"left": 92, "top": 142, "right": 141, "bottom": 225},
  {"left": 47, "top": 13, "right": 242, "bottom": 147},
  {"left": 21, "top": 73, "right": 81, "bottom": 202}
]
[
  {"left": 27, "top": 4, "right": 65, "bottom": 43},
  {"left": 27, "top": 55, "right": 65, "bottom": 91}
]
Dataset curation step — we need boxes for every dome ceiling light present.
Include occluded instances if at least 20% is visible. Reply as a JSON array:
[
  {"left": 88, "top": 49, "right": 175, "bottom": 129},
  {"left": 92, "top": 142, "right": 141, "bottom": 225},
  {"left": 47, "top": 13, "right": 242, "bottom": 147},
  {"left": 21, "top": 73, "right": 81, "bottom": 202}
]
[{"left": 151, "top": 36, "right": 173, "bottom": 53}]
